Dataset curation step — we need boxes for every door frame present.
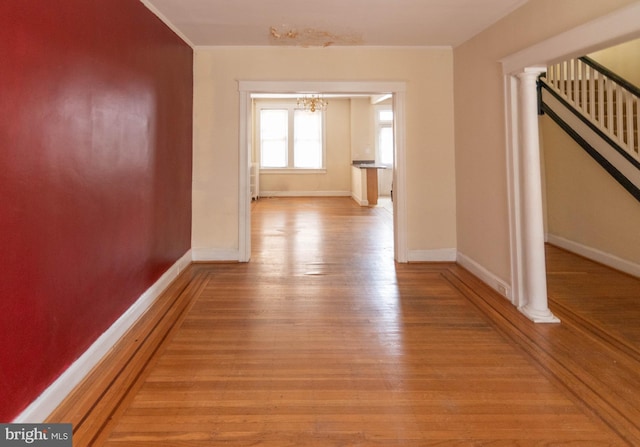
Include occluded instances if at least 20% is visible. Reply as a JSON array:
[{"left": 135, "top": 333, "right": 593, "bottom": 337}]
[{"left": 238, "top": 80, "right": 408, "bottom": 262}]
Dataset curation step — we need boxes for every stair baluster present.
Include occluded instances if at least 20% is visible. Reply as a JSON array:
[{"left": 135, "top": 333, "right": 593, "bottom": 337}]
[{"left": 542, "top": 57, "right": 639, "bottom": 162}]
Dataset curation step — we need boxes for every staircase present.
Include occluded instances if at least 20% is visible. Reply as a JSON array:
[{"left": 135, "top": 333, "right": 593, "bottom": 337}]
[{"left": 539, "top": 56, "right": 640, "bottom": 202}]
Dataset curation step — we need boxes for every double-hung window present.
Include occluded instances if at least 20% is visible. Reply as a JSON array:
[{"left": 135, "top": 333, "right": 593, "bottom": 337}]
[{"left": 258, "top": 102, "right": 325, "bottom": 171}]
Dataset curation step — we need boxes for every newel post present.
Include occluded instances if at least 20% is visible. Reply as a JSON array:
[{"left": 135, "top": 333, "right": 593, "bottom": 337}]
[{"left": 516, "top": 68, "right": 560, "bottom": 323}]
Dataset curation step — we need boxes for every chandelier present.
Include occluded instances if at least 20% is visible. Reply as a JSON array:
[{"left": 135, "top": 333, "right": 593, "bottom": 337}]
[{"left": 297, "top": 94, "right": 328, "bottom": 112}]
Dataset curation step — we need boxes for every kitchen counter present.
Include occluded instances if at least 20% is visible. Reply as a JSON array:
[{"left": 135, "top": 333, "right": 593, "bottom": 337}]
[{"left": 351, "top": 161, "right": 389, "bottom": 205}]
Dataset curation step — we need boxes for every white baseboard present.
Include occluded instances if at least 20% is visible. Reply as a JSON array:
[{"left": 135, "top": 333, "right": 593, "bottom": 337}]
[
  {"left": 547, "top": 234, "right": 640, "bottom": 278},
  {"left": 457, "top": 251, "right": 512, "bottom": 301},
  {"left": 191, "top": 248, "right": 240, "bottom": 262},
  {"left": 260, "top": 191, "right": 352, "bottom": 198},
  {"left": 351, "top": 192, "right": 369, "bottom": 206},
  {"left": 13, "top": 250, "right": 193, "bottom": 423},
  {"left": 407, "top": 248, "right": 457, "bottom": 262}
]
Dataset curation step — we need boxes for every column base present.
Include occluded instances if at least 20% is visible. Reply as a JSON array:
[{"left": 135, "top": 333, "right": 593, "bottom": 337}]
[{"left": 518, "top": 305, "right": 561, "bottom": 324}]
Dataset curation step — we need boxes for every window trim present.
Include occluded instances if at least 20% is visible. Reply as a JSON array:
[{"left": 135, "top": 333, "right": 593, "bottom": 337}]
[{"left": 256, "top": 100, "right": 326, "bottom": 172}]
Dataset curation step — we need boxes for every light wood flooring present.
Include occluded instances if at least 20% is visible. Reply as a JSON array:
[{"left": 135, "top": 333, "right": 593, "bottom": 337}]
[{"left": 49, "top": 197, "right": 640, "bottom": 446}]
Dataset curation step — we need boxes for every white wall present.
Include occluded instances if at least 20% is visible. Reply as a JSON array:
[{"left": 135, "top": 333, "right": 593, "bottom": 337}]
[
  {"left": 192, "top": 47, "right": 456, "bottom": 259},
  {"left": 350, "top": 97, "right": 375, "bottom": 161}
]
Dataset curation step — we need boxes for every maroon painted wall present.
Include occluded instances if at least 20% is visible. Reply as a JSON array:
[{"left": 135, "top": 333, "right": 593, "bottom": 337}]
[{"left": 0, "top": 1, "right": 193, "bottom": 421}]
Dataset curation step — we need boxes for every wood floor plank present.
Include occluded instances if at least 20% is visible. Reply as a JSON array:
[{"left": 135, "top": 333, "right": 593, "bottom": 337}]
[
  {"left": 47, "top": 269, "right": 209, "bottom": 446},
  {"left": 49, "top": 197, "right": 639, "bottom": 446}
]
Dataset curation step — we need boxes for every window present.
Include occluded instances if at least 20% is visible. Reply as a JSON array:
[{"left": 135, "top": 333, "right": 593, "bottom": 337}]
[
  {"left": 293, "top": 110, "right": 322, "bottom": 168},
  {"left": 258, "top": 103, "right": 325, "bottom": 171},
  {"left": 260, "top": 109, "right": 288, "bottom": 168},
  {"left": 376, "top": 107, "right": 394, "bottom": 166}
]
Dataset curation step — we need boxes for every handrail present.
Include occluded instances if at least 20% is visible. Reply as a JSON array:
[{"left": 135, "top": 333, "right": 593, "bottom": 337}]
[
  {"left": 542, "top": 57, "right": 639, "bottom": 162},
  {"left": 579, "top": 56, "right": 640, "bottom": 98}
]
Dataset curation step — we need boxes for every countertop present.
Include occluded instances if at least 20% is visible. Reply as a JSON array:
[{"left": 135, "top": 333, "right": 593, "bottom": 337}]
[{"left": 352, "top": 161, "right": 390, "bottom": 169}]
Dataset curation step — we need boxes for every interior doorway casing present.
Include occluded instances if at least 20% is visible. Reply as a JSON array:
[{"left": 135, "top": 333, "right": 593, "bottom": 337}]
[
  {"left": 238, "top": 81, "right": 408, "bottom": 263},
  {"left": 501, "top": 3, "right": 640, "bottom": 307}
]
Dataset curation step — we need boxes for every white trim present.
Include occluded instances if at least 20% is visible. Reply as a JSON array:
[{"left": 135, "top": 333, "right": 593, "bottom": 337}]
[
  {"left": 457, "top": 252, "right": 512, "bottom": 301},
  {"left": 502, "top": 4, "right": 640, "bottom": 309},
  {"left": 351, "top": 193, "right": 369, "bottom": 206},
  {"left": 260, "top": 190, "right": 351, "bottom": 198},
  {"left": 238, "top": 81, "right": 407, "bottom": 95},
  {"left": 407, "top": 248, "right": 456, "bottom": 262},
  {"left": 393, "top": 91, "right": 408, "bottom": 263},
  {"left": 547, "top": 234, "right": 640, "bottom": 279},
  {"left": 13, "top": 250, "right": 193, "bottom": 423},
  {"left": 238, "top": 90, "right": 251, "bottom": 262},
  {"left": 500, "top": 3, "right": 640, "bottom": 75},
  {"left": 192, "top": 248, "right": 240, "bottom": 262},
  {"left": 138, "top": 0, "right": 195, "bottom": 47},
  {"left": 238, "top": 80, "right": 408, "bottom": 263},
  {"left": 504, "top": 74, "right": 524, "bottom": 306}
]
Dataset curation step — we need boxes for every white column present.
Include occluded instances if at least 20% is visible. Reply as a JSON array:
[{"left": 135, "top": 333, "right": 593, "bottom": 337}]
[{"left": 517, "top": 68, "right": 560, "bottom": 323}]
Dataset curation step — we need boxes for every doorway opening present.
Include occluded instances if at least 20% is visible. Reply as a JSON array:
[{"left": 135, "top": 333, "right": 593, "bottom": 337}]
[{"left": 238, "top": 81, "right": 407, "bottom": 263}]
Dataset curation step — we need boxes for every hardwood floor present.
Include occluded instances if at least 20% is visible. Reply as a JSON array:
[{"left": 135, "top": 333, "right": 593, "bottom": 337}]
[{"left": 48, "top": 197, "right": 640, "bottom": 446}]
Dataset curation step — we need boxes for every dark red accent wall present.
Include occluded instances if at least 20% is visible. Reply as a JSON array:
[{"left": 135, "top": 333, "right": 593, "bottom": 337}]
[{"left": 0, "top": 0, "right": 193, "bottom": 421}]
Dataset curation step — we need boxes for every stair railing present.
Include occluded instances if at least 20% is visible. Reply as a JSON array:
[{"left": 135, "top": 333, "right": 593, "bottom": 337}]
[{"left": 542, "top": 56, "right": 639, "bottom": 162}]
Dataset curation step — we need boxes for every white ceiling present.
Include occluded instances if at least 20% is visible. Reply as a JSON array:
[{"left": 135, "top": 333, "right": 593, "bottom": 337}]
[{"left": 142, "top": 0, "right": 530, "bottom": 47}]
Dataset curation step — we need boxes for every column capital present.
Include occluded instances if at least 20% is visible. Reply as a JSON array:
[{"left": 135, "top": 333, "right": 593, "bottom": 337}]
[{"left": 520, "top": 66, "right": 547, "bottom": 77}]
